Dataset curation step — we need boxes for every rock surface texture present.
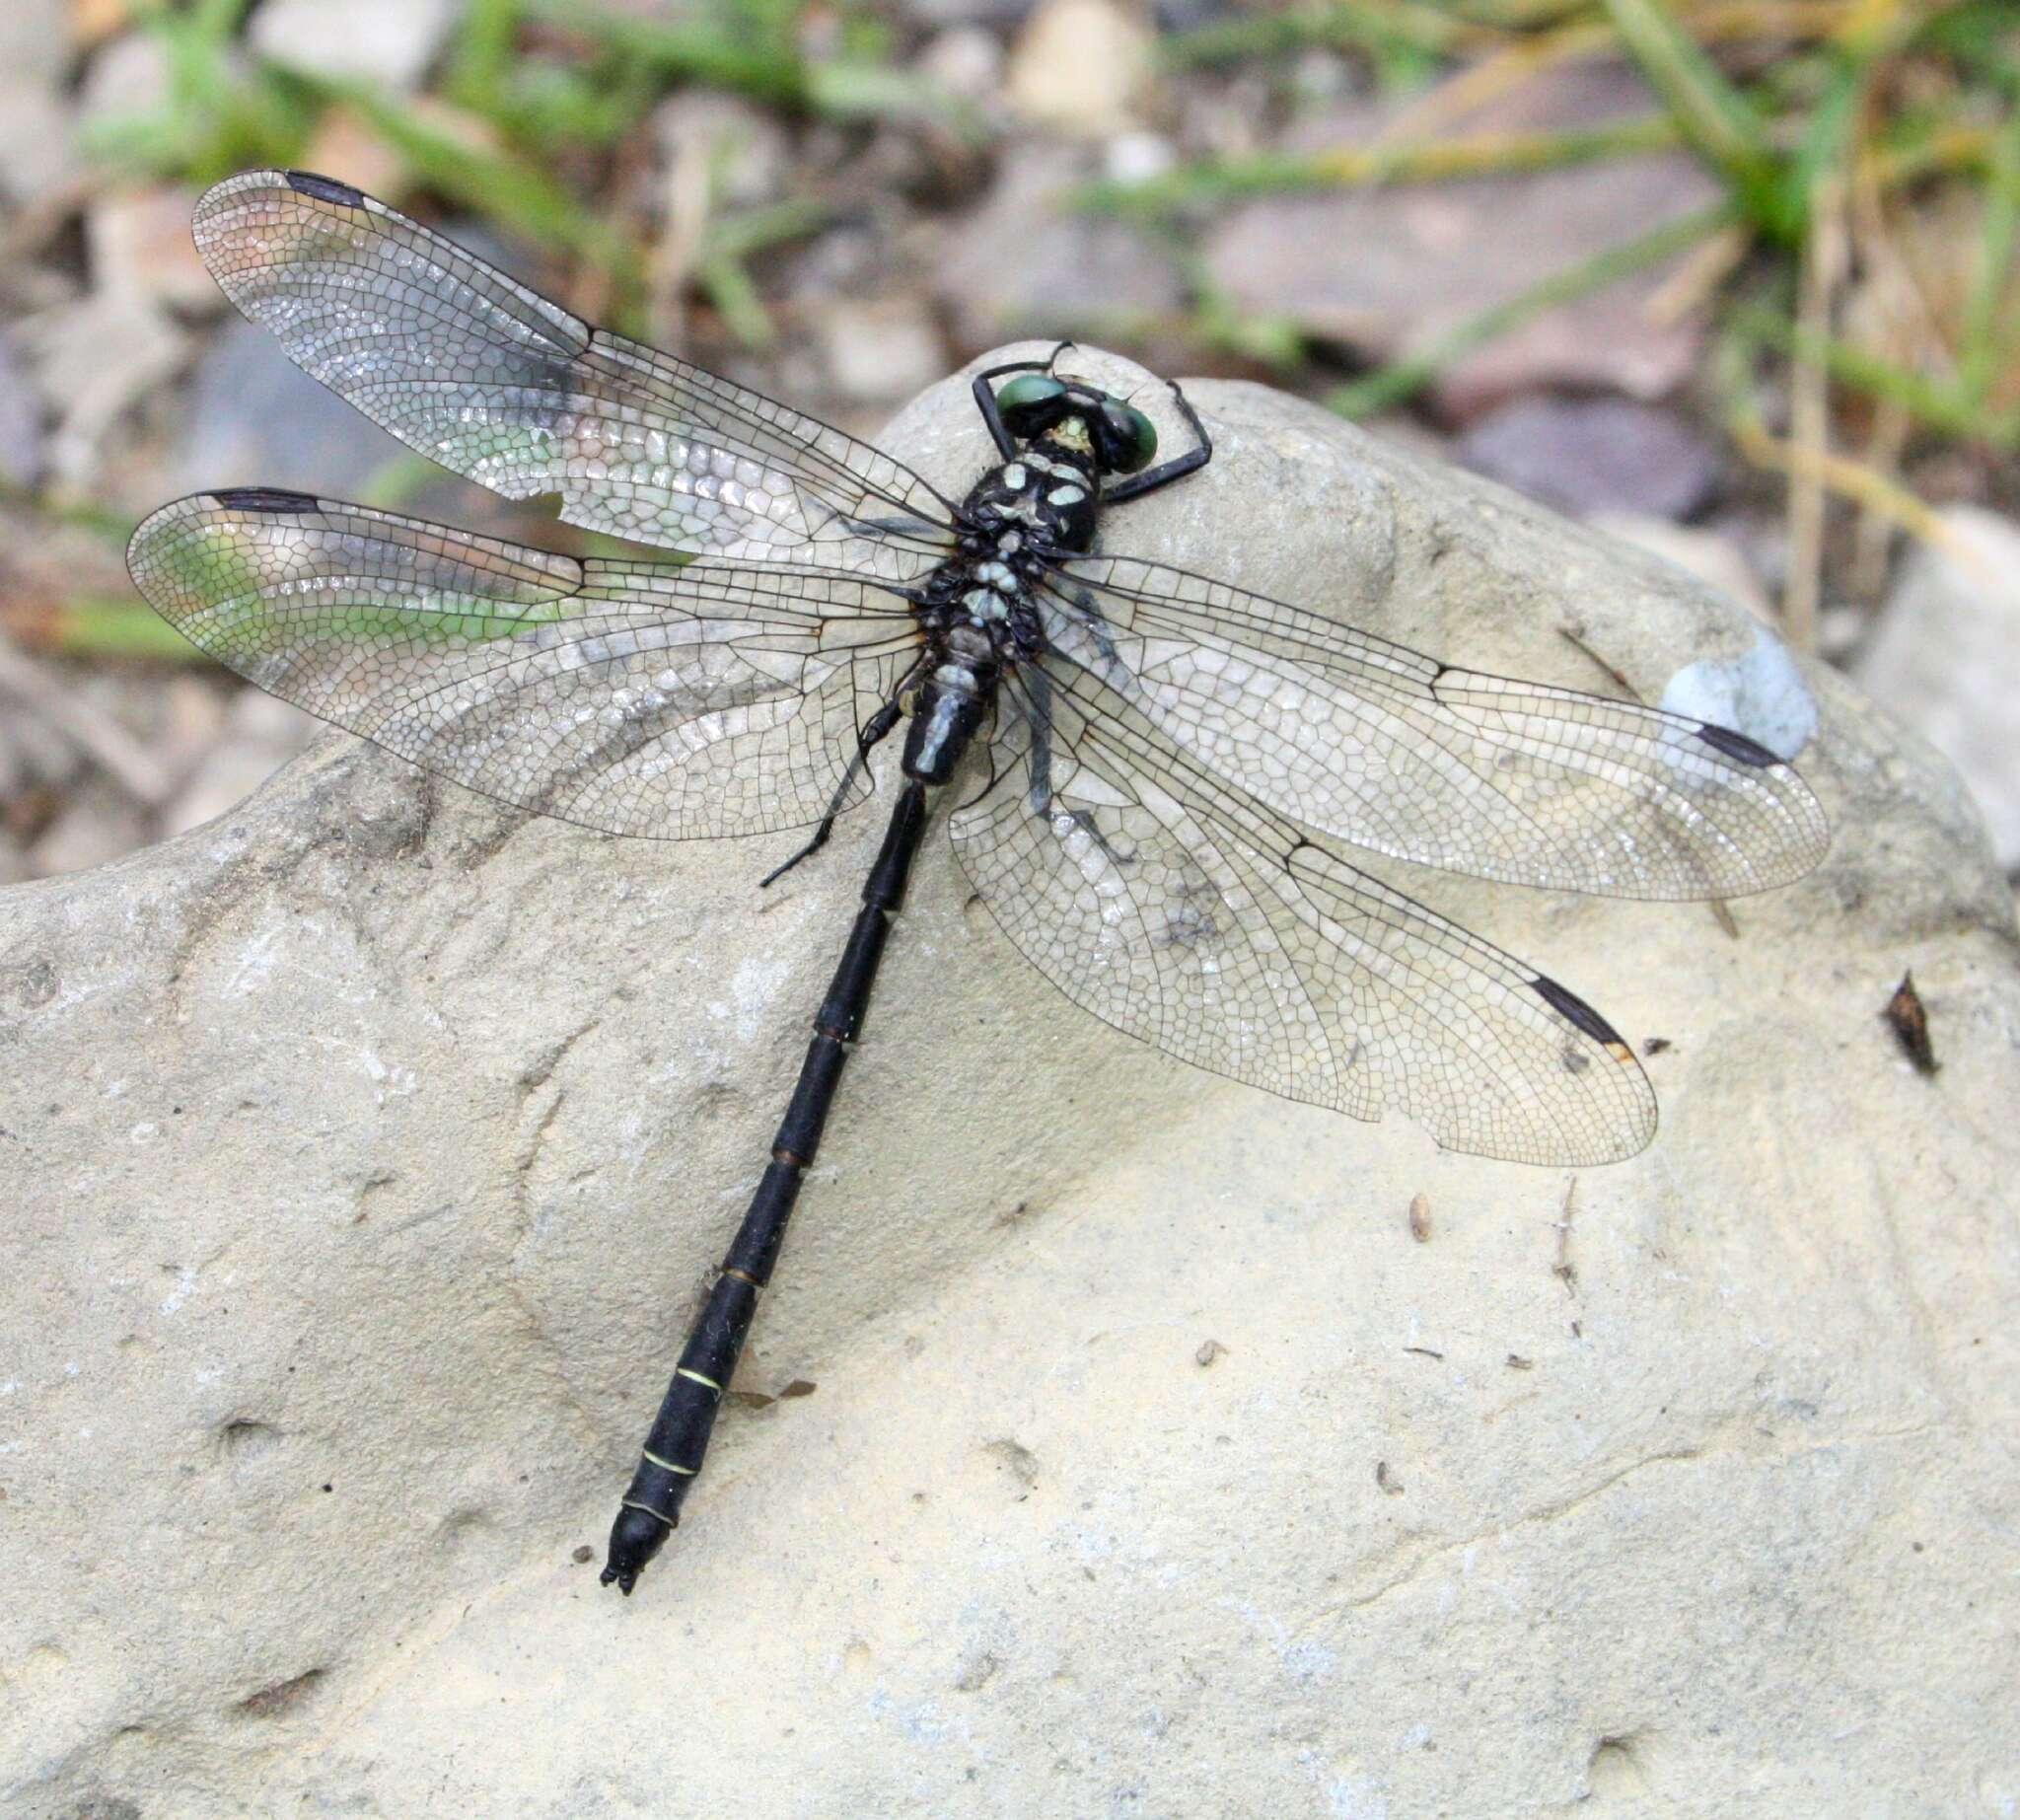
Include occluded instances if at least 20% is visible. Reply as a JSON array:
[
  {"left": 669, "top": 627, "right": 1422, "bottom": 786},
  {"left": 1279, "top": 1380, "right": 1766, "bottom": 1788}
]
[
  {"left": 1850, "top": 504, "right": 2020, "bottom": 872},
  {"left": 4, "top": 351, "right": 2017, "bottom": 1818}
]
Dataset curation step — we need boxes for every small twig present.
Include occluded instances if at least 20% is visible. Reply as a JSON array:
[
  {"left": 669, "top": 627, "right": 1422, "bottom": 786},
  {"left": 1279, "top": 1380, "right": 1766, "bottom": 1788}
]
[
  {"left": 1076, "top": 118, "right": 1681, "bottom": 216},
  {"left": 1330, "top": 201, "right": 1733, "bottom": 417},
  {"left": 1882, "top": 971, "right": 1939, "bottom": 1077},
  {"left": 647, "top": 122, "right": 713, "bottom": 350},
  {"left": 1783, "top": 166, "right": 1846, "bottom": 651},
  {"left": 1373, "top": 22, "right": 1610, "bottom": 148},
  {"left": 1729, "top": 410, "right": 1970, "bottom": 560},
  {"left": 1849, "top": 397, "right": 1910, "bottom": 603},
  {"left": 1643, "top": 221, "right": 1749, "bottom": 326},
  {"left": 1842, "top": 149, "right": 1927, "bottom": 601}
]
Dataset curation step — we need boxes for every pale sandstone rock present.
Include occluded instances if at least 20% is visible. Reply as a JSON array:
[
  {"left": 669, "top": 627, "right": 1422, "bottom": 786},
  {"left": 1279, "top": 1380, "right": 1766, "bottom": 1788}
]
[
  {"left": 1005, "top": 0, "right": 1152, "bottom": 136},
  {"left": 3, "top": 350, "right": 2015, "bottom": 1818},
  {"left": 1851, "top": 504, "right": 2020, "bottom": 870}
]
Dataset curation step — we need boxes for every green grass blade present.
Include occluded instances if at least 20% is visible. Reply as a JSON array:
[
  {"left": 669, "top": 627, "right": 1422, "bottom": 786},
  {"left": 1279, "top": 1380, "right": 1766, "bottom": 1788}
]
[
  {"left": 1076, "top": 116, "right": 1680, "bottom": 217},
  {"left": 1960, "top": 96, "right": 2020, "bottom": 406},
  {"left": 42, "top": 601, "right": 220, "bottom": 662},
  {"left": 1602, "top": 0, "right": 1785, "bottom": 237},
  {"left": 1731, "top": 301, "right": 2020, "bottom": 447}
]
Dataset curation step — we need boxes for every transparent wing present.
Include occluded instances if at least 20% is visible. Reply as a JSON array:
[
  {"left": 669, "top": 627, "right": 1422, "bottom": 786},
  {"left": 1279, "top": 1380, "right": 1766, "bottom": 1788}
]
[
  {"left": 128, "top": 489, "right": 920, "bottom": 840},
  {"left": 950, "top": 659, "right": 1655, "bottom": 1166},
  {"left": 1042, "top": 555, "right": 1828, "bottom": 901},
  {"left": 191, "top": 169, "right": 956, "bottom": 583}
]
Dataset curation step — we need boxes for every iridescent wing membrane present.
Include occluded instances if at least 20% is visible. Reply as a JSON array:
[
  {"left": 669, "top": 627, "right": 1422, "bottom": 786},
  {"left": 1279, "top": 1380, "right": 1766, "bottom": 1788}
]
[
  {"left": 129, "top": 169, "right": 1830, "bottom": 1166},
  {"left": 190, "top": 169, "right": 957, "bottom": 582},
  {"left": 131, "top": 491, "right": 920, "bottom": 838},
  {"left": 950, "top": 560, "right": 1824, "bottom": 1162},
  {"left": 1037, "top": 556, "right": 1828, "bottom": 901},
  {"left": 954, "top": 661, "right": 1661, "bottom": 1165}
]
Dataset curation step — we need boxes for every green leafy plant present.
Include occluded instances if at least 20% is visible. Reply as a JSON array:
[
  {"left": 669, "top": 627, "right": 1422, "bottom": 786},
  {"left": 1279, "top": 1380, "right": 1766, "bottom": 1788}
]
[{"left": 80, "top": 0, "right": 316, "bottom": 181}]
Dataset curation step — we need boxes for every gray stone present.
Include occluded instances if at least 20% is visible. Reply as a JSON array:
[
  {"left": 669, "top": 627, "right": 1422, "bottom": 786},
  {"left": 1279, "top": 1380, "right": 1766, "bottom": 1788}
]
[
  {"left": 1202, "top": 63, "right": 1718, "bottom": 415},
  {"left": 915, "top": 24, "right": 1007, "bottom": 103},
  {"left": 0, "top": 0, "right": 76, "bottom": 200},
  {"left": 2, "top": 353, "right": 2015, "bottom": 1817},
  {"left": 249, "top": 0, "right": 457, "bottom": 91},
  {"left": 1850, "top": 504, "right": 2020, "bottom": 868},
  {"left": 12, "top": 287, "right": 184, "bottom": 495},
  {"left": 173, "top": 316, "right": 414, "bottom": 502},
  {"left": 934, "top": 143, "right": 1186, "bottom": 346},
  {"left": 813, "top": 296, "right": 947, "bottom": 403},
  {"left": 0, "top": 330, "right": 44, "bottom": 490},
  {"left": 1458, "top": 395, "right": 1723, "bottom": 521},
  {"left": 76, "top": 29, "right": 173, "bottom": 129}
]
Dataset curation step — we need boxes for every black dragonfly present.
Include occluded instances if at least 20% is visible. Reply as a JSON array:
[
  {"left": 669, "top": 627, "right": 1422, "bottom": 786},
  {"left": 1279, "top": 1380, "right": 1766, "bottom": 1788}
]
[{"left": 127, "top": 170, "right": 1829, "bottom": 1595}]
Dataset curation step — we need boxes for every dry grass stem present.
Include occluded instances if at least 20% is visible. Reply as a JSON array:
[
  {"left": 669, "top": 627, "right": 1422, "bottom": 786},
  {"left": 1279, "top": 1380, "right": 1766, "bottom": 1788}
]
[
  {"left": 1783, "top": 166, "right": 1846, "bottom": 649},
  {"left": 1645, "top": 221, "right": 1750, "bottom": 324},
  {"left": 1734, "top": 412, "right": 1968, "bottom": 560}
]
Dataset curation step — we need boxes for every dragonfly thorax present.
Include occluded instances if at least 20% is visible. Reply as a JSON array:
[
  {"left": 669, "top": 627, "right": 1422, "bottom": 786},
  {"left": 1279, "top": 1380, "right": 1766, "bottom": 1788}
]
[
  {"left": 957, "top": 447, "right": 1101, "bottom": 555},
  {"left": 907, "top": 448, "right": 1103, "bottom": 783}
]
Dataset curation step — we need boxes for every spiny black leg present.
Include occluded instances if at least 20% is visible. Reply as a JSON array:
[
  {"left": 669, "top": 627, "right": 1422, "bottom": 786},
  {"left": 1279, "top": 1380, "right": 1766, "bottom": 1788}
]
[
  {"left": 971, "top": 343, "right": 1076, "bottom": 458},
  {"left": 759, "top": 695, "right": 905, "bottom": 889},
  {"left": 972, "top": 369, "right": 1028, "bottom": 460},
  {"left": 759, "top": 822, "right": 836, "bottom": 891},
  {"left": 604, "top": 781, "right": 933, "bottom": 1595},
  {"left": 1018, "top": 663, "right": 1056, "bottom": 811},
  {"left": 1100, "top": 380, "right": 1213, "bottom": 505}
]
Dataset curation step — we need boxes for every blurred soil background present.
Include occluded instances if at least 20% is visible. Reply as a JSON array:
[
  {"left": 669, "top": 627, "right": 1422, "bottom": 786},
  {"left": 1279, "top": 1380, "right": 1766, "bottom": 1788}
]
[{"left": 0, "top": 0, "right": 2014, "bottom": 890}]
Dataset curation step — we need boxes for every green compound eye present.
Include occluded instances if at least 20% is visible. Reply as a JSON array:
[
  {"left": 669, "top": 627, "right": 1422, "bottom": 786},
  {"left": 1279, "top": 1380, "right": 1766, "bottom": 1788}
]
[
  {"left": 1104, "top": 402, "right": 1158, "bottom": 473},
  {"left": 997, "top": 374, "right": 1067, "bottom": 413}
]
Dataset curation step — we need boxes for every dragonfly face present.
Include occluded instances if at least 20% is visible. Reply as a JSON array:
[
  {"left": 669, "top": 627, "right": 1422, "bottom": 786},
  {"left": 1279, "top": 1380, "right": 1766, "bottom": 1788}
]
[{"left": 994, "top": 372, "right": 1161, "bottom": 474}]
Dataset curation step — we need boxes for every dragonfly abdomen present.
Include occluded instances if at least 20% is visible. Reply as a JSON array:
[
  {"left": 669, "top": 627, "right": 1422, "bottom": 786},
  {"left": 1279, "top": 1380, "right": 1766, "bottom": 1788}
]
[{"left": 902, "top": 626, "right": 998, "bottom": 785}]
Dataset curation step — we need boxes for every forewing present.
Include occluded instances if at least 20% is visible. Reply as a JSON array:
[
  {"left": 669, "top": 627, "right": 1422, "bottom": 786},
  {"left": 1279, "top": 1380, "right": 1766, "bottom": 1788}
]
[
  {"left": 1043, "top": 555, "right": 1828, "bottom": 901},
  {"left": 950, "top": 660, "right": 1655, "bottom": 1165},
  {"left": 191, "top": 170, "right": 955, "bottom": 581},
  {"left": 128, "top": 490, "right": 919, "bottom": 839}
]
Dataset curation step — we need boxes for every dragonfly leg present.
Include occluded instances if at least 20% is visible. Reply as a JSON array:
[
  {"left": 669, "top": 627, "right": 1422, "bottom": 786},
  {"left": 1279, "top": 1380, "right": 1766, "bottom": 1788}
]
[
  {"left": 605, "top": 781, "right": 934, "bottom": 1594},
  {"left": 1099, "top": 381, "right": 1213, "bottom": 505},
  {"left": 758, "top": 695, "right": 906, "bottom": 889},
  {"left": 971, "top": 345, "right": 1076, "bottom": 458}
]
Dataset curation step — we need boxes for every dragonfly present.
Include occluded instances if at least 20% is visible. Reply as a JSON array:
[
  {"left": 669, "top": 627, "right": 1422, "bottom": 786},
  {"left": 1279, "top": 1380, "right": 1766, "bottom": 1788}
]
[{"left": 127, "top": 169, "right": 1829, "bottom": 1596}]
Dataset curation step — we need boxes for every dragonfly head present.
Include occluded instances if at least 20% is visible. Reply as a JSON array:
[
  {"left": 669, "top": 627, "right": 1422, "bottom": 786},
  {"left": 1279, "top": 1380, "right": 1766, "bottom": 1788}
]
[{"left": 995, "top": 373, "right": 1158, "bottom": 475}]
